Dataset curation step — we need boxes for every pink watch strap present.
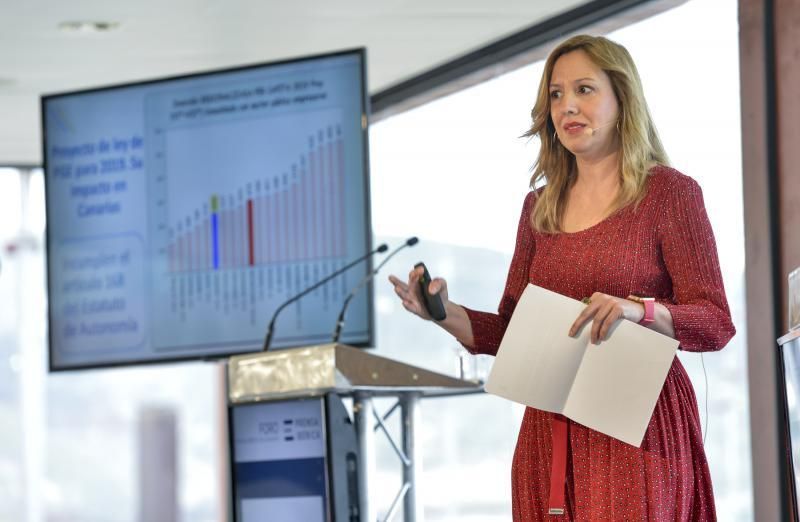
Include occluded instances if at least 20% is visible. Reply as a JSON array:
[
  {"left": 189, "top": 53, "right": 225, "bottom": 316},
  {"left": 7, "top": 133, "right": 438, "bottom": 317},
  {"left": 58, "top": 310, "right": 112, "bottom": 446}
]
[{"left": 638, "top": 298, "right": 655, "bottom": 325}]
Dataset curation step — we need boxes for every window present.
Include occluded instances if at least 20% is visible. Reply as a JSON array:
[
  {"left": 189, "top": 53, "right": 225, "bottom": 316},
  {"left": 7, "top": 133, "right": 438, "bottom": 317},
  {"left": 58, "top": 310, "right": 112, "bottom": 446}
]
[
  {"left": 0, "top": 168, "right": 223, "bottom": 521},
  {"left": 369, "top": 0, "right": 749, "bottom": 519}
]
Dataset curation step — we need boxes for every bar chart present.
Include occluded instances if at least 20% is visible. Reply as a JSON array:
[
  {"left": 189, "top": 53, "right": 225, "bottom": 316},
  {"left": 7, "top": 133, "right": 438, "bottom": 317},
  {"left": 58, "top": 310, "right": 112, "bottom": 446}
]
[
  {"left": 165, "top": 127, "right": 346, "bottom": 273},
  {"left": 146, "top": 107, "right": 369, "bottom": 351}
]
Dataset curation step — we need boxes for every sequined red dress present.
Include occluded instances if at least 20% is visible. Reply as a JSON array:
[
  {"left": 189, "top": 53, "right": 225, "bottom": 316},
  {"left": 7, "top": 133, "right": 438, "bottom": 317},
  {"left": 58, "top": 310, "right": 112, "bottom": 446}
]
[{"left": 463, "top": 166, "right": 735, "bottom": 521}]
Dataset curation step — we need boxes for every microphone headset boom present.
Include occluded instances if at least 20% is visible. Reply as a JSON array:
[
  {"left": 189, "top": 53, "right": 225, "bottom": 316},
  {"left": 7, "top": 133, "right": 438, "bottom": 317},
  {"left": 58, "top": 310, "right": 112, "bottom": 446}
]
[{"left": 583, "top": 120, "right": 617, "bottom": 136}]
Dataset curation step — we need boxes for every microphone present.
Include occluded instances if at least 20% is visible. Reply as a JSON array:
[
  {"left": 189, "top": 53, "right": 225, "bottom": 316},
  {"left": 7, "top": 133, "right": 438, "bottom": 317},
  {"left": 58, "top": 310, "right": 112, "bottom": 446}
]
[
  {"left": 262, "top": 243, "right": 389, "bottom": 351},
  {"left": 584, "top": 120, "right": 617, "bottom": 136},
  {"left": 331, "top": 236, "right": 419, "bottom": 343}
]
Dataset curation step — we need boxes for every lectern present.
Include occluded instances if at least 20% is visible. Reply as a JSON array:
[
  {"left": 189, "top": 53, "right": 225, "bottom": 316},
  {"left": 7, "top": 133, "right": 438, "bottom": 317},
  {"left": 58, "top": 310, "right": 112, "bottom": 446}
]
[{"left": 227, "top": 343, "right": 481, "bottom": 522}]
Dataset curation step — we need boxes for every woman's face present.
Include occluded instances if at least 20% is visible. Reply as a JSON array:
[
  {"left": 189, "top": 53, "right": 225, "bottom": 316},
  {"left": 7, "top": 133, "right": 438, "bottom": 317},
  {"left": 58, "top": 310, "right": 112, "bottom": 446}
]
[{"left": 549, "top": 50, "right": 620, "bottom": 161}]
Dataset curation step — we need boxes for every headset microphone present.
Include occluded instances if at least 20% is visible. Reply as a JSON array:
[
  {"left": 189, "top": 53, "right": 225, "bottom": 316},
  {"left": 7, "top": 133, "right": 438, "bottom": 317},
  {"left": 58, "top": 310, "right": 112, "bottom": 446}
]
[{"left": 584, "top": 121, "right": 618, "bottom": 136}]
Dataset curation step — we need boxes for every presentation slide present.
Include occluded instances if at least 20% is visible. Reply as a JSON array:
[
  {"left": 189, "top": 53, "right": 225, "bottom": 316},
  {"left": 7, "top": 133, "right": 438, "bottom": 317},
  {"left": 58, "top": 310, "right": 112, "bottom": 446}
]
[{"left": 43, "top": 51, "right": 371, "bottom": 370}]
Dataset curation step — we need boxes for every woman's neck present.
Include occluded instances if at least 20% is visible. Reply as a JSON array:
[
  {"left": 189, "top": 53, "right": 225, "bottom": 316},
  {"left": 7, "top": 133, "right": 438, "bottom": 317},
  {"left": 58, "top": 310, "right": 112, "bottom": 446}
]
[{"left": 573, "top": 151, "right": 621, "bottom": 194}]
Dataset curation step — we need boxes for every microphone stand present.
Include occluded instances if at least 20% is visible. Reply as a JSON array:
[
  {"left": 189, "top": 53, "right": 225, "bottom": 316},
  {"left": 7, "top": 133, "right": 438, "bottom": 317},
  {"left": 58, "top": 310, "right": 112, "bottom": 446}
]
[
  {"left": 262, "top": 244, "right": 388, "bottom": 351},
  {"left": 332, "top": 237, "right": 418, "bottom": 343}
]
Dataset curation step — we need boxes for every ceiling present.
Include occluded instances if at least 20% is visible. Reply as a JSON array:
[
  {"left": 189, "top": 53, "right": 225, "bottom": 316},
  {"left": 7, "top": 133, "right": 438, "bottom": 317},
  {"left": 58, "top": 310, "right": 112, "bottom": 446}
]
[{"left": 0, "top": 0, "right": 591, "bottom": 165}]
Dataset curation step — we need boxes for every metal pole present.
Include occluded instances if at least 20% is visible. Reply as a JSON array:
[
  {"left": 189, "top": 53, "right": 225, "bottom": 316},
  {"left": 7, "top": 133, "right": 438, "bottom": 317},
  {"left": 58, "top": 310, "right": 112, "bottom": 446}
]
[
  {"left": 353, "top": 392, "right": 375, "bottom": 522},
  {"left": 401, "top": 392, "right": 423, "bottom": 522},
  {"left": 217, "top": 360, "right": 232, "bottom": 522},
  {"left": 383, "top": 483, "right": 411, "bottom": 522}
]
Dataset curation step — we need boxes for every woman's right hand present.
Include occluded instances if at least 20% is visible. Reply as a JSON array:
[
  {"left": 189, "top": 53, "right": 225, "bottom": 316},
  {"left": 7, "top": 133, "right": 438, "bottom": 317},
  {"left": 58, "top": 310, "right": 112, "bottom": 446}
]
[{"left": 388, "top": 265, "right": 450, "bottom": 321}]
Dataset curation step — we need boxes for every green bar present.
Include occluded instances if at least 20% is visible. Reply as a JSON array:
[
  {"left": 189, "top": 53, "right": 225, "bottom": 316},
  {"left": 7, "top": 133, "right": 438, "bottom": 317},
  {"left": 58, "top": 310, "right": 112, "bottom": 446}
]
[{"left": 211, "top": 195, "right": 218, "bottom": 212}]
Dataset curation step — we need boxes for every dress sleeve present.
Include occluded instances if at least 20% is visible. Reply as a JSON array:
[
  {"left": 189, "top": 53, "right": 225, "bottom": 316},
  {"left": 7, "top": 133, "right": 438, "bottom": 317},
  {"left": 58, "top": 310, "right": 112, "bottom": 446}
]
[
  {"left": 461, "top": 191, "right": 537, "bottom": 356},
  {"left": 657, "top": 174, "right": 735, "bottom": 352}
]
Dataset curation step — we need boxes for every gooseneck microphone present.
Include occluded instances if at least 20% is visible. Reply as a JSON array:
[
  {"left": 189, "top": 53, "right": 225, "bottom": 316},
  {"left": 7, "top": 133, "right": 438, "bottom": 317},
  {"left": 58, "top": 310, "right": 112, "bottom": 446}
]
[
  {"left": 332, "top": 236, "right": 419, "bottom": 343},
  {"left": 262, "top": 243, "right": 389, "bottom": 351}
]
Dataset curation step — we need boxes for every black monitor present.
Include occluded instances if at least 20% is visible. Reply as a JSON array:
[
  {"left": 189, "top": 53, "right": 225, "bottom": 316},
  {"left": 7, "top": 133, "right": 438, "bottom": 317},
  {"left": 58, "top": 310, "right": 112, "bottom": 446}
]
[
  {"left": 42, "top": 49, "right": 373, "bottom": 371},
  {"left": 229, "top": 394, "right": 359, "bottom": 521}
]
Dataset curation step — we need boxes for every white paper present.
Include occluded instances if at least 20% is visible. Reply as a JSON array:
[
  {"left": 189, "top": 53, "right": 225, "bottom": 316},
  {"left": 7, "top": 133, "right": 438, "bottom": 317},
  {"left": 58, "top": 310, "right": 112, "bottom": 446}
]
[{"left": 485, "top": 284, "right": 678, "bottom": 447}]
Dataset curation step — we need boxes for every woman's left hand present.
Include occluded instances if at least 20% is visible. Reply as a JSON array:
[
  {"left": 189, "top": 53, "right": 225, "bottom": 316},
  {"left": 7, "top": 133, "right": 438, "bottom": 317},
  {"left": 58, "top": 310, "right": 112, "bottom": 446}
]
[{"left": 568, "top": 292, "right": 645, "bottom": 344}]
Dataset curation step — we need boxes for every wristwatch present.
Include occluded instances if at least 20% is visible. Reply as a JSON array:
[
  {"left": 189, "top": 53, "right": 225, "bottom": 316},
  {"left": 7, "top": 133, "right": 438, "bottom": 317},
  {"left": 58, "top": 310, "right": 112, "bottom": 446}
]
[{"left": 627, "top": 295, "right": 655, "bottom": 326}]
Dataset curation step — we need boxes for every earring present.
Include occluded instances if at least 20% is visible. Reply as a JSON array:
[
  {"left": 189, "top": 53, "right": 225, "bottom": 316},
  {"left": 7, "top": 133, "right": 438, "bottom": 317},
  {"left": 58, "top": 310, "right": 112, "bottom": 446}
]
[{"left": 553, "top": 130, "right": 558, "bottom": 143}]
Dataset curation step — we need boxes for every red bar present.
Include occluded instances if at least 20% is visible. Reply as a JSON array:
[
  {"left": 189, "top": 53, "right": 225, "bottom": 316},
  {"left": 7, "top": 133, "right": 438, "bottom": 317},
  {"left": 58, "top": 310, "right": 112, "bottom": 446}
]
[
  {"left": 239, "top": 204, "right": 246, "bottom": 267},
  {"left": 186, "top": 232, "right": 193, "bottom": 273},
  {"left": 283, "top": 182, "right": 290, "bottom": 263},
  {"left": 328, "top": 140, "right": 336, "bottom": 258},
  {"left": 178, "top": 235, "right": 183, "bottom": 272},
  {"left": 272, "top": 184, "right": 283, "bottom": 263},
  {"left": 317, "top": 142, "right": 327, "bottom": 257},
  {"left": 234, "top": 206, "right": 240, "bottom": 268},
  {"left": 258, "top": 194, "right": 266, "bottom": 265},
  {"left": 195, "top": 222, "right": 202, "bottom": 272},
  {"left": 225, "top": 209, "right": 231, "bottom": 269},
  {"left": 247, "top": 199, "right": 255, "bottom": 266},
  {"left": 220, "top": 211, "right": 226, "bottom": 269},
  {"left": 293, "top": 174, "right": 300, "bottom": 262},
  {"left": 268, "top": 196, "right": 272, "bottom": 263},
  {"left": 180, "top": 233, "right": 186, "bottom": 272},
  {"left": 230, "top": 207, "right": 236, "bottom": 268},
  {"left": 337, "top": 137, "right": 346, "bottom": 258},
  {"left": 309, "top": 150, "right": 318, "bottom": 259},
  {"left": 205, "top": 218, "right": 210, "bottom": 270},
  {"left": 220, "top": 212, "right": 226, "bottom": 269},
  {"left": 168, "top": 241, "right": 175, "bottom": 273},
  {"left": 301, "top": 161, "right": 309, "bottom": 261},
  {"left": 241, "top": 204, "right": 247, "bottom": 267},
  {"left": 271, "top": 189, "right": 278, "bottom": 263}
]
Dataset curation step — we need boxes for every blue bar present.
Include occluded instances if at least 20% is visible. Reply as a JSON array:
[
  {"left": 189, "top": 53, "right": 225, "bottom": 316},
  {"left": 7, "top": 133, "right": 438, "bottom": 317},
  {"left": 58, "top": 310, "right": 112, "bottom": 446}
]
[{"left": 212, "top": 213, "right": 219, "bottom": 270}]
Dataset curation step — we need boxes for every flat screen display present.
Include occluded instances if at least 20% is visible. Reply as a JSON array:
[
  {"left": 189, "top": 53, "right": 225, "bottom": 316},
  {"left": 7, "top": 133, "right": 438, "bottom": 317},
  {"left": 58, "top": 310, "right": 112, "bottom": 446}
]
[
  {"left": 42, "top": 49, "right": 373, "bottom": 371},
  {"left": 231, "top": 399, "right": 329, "bottom": 522}
]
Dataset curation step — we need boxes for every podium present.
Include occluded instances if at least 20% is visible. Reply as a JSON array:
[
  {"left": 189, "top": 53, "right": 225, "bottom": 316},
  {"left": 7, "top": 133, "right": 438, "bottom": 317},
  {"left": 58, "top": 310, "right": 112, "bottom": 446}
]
[{"left": 227, "top": 343, "right": 481, "bottom": 522}]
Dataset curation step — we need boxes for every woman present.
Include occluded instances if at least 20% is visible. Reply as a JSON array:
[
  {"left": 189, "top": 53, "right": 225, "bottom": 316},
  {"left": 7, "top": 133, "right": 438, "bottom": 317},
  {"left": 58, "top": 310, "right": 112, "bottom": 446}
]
[{"left": 388, "top": 35, "right": 735, "bottom": 520}]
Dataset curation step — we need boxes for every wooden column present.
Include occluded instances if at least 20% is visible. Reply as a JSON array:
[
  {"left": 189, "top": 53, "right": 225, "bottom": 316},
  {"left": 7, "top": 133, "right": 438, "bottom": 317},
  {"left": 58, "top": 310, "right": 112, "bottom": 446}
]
[
  {"left": 740, "top": 0, "right": 800, "bottom": 519},
  {"left": 775, "top": 1, "right": 800, "bottom": 287}
]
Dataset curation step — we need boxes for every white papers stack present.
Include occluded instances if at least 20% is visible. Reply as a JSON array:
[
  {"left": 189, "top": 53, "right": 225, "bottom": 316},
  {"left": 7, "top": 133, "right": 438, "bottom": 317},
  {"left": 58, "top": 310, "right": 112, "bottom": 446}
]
[{"left": 485, "top": 284, "right": 678, "bottom": 447}]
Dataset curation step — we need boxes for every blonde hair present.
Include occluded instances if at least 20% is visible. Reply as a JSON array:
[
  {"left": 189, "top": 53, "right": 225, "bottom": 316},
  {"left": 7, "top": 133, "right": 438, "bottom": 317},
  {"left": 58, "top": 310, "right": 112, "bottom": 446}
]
[{"left": 523, "top": 35, "right": 669, "bottom": 233}]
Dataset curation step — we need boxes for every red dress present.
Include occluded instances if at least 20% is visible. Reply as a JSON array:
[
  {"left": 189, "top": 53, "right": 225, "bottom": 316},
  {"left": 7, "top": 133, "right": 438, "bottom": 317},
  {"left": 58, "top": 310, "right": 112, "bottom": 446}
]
[{"left": 463, "top": 166, "right": 735, "bottom": 521}]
